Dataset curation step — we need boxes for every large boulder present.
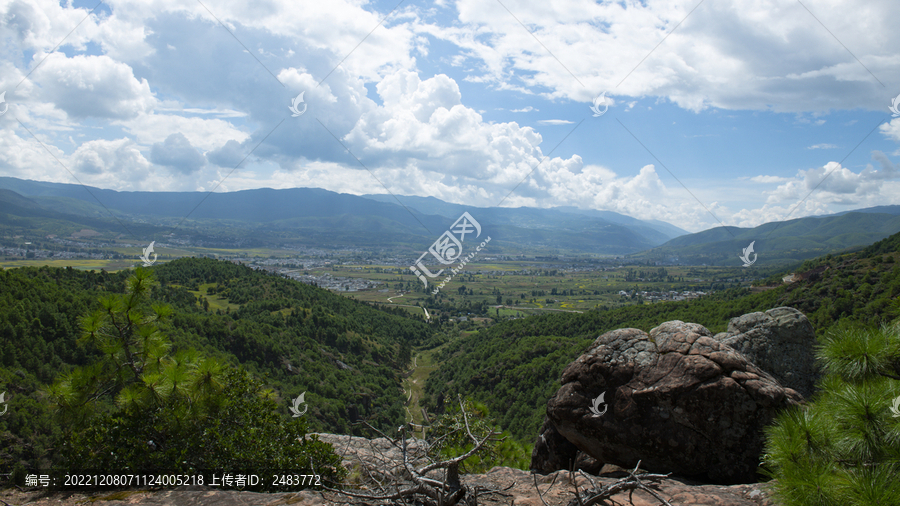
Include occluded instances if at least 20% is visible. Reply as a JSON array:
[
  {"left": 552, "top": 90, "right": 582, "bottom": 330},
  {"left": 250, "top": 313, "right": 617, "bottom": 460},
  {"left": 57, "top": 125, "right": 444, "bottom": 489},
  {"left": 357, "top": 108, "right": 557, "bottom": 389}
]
[
  {"left": 713, "top": 307, "right": 818, "bottom": 398},
  {"left": 531, "top": 418, "right": 603, "bottom": 475},
  {"left": 537, "top": 321, "right": 803, "bottom": 484}
]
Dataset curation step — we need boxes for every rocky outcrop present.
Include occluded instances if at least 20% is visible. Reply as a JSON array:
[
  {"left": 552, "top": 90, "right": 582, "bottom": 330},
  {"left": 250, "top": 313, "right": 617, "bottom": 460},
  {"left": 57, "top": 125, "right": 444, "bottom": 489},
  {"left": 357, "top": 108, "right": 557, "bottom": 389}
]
[
  {"left": 1, "top": 467, "right": 777, "bottom": 506},
  {"left": 535, "top": 321, "right": 803, "bottom": 484},
  {"left": 713, "top": 306, "right": 818, "bottom": 398},
  {"left": 5, "top": 432, "right": 777, "bottom": 506}
]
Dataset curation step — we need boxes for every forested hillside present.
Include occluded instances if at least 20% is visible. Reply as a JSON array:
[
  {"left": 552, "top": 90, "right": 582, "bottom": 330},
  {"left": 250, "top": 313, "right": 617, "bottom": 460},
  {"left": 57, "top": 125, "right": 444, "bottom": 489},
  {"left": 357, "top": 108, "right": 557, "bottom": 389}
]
[
  {"left": 424, "top": 232, "right": 900, "bottom": 442},
  {"left": 630, "top": 210, "right": 900, "bottom": 266},
  {"left": 0, "top": 258, "right": 433, "bottom": 471}
]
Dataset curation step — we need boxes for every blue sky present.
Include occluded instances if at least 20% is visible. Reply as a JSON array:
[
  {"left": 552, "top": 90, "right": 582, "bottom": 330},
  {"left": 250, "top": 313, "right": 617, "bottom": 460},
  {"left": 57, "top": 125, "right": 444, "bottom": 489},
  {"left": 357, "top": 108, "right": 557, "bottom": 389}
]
[{"left": 1, "top": 0, "right": 899, "bottom": 232}]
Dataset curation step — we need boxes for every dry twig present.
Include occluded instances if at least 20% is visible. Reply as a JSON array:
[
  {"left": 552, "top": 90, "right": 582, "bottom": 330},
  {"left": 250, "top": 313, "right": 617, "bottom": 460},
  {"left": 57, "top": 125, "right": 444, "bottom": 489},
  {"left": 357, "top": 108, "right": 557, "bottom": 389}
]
[
  {"left": 562, "top": 460, "right": 675, "bottom": 506},
  {"left": 532, "top": 470, "right": 559, "bottom": 506},
  {"left": 321, "top": 396, "right": 511, "bottom": 506}
]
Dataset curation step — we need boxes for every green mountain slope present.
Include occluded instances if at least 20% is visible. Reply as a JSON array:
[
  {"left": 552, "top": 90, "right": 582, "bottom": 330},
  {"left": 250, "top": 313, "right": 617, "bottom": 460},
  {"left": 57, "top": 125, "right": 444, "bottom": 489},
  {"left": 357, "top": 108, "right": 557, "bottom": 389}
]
[
  {"left": 0, "top": 258, "right": 434, "bottom": 471},
  {"left": 5, "top": 176, "right": 899, "bottom": 258},
  {"left": 424, "top": 232, "right": 900, "bottom": 442},
  {"left": 0, "top": 177, "right": 678, "bottom": 254},
  {"left": 631, "top": 211, "right": 900, "bottom": 266},
  {"left": 0, "top": 189, "right": 154, "bottom": 240}
]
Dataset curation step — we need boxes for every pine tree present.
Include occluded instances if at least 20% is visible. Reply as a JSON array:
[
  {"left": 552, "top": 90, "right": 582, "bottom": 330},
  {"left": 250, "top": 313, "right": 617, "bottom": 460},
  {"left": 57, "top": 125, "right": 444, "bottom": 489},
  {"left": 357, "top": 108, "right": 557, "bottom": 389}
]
[
  {"left": 46, "top": 267, "right": 346, "bottom": 486},
  {"left": 762, "top": 319, "right": 900, "bottom": 505},
  {"left": 47, "top": 268, "right": 222, "bottom": 428}
]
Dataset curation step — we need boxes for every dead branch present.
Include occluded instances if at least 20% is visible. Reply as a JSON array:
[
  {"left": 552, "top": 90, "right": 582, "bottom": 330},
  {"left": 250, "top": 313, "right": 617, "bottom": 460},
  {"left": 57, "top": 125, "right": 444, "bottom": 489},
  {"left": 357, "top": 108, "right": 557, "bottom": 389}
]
[
  {"left": 563, "top": 460, "right": 675, "bottom": 506},
  {"left": 468, "top": 481, "right": 515, "bottom": 506},
  {"left": 532, "top": 470, "right": 559, "bottom": 506},
  {"left": 321, "top": 396, "right": 514, "bottom": 506}
]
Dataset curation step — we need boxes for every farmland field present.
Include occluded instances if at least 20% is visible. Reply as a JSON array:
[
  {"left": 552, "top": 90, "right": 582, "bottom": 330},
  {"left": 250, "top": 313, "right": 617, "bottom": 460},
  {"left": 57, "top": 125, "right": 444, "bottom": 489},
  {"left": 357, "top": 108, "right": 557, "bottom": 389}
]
[
  {"left": 307, "top": 260, "right": 770, "bottom": 315},
  {"left": 0, "top": 239, "right": 775, "bottom": 317}
]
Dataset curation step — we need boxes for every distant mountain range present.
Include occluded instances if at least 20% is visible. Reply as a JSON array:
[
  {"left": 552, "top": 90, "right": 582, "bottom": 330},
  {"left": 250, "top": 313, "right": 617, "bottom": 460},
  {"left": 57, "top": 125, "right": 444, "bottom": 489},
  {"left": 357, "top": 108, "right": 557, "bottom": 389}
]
[
  {"left": 0, "top": 177, "right": 686, "bottom": 255},
  {"left": 1, "top": 176, "right": 898, "bottom": 262},
  {"left": 630, "top": 207, "right": 900, "bottom": 266},
  {"left": 359, "top": 195, "right": 687, "bottom": 244}
]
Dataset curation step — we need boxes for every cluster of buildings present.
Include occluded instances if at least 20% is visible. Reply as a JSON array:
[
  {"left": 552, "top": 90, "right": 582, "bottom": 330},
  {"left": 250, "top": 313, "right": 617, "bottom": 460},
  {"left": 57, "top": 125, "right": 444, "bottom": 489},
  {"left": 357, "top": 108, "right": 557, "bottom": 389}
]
[
  {"left": 274, "top": 269, "right": 382, "bottom": 292},
  {"left": 619, "top": 289, "right": 709, "bottom": 302},
  {"left": 0, "top": 245, "right": 113, "bottom": 260}
]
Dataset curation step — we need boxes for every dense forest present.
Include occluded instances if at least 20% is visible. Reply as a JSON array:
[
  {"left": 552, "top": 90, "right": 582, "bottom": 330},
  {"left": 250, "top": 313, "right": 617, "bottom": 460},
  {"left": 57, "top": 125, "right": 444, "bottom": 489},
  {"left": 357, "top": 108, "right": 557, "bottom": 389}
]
[
  {"left": 423, "top": 232, "right": 900, "bottom": 442},
  {"left": 0, "top": 258, "right": 432, "bottom": 471}
]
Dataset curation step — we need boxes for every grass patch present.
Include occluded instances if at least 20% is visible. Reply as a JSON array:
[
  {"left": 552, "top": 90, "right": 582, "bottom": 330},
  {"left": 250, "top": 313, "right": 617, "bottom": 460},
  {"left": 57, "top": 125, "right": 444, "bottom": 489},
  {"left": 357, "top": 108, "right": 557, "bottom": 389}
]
[
  {"left": 403, "top": 344, "right": 447, "bottom": 431},
  {"left": 188, "top": 283, "right": 242, "bottom": 312},
  {"left": 0, "top": 259, "right": 131, "bottom": 271}
]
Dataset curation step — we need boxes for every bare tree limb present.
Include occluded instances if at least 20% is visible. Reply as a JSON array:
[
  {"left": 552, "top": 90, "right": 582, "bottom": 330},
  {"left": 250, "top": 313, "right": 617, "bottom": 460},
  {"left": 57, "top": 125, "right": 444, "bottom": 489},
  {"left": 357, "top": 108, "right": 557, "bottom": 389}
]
[
  {"left": 532, "top": 471, "right": 558, "bottom": 506},
  {"left": 577, "top": 469, "right": 597, "bottom": 492},
  {"left": 324, "top": 396, "right": 516, "bottom": 506},
  {"left": 563, "top": 460, "right": 676, "bottom": 506},
  {"left": 570, "top": 461, "right": 584, "bottom": 506}
]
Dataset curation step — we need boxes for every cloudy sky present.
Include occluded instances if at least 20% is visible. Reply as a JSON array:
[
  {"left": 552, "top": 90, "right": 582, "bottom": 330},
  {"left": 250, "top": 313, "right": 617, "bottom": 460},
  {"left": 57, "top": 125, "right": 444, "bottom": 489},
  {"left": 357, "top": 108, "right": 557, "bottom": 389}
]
[{"left": 1, "top": 0, "right": 899, "bottom": 233}]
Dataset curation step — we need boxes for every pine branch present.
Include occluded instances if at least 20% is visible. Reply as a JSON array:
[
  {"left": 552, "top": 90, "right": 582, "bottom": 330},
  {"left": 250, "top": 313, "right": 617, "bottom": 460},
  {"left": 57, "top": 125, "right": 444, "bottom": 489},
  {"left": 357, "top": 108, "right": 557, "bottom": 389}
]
[{"left": 877, "top": 371, "right": 900, "bottom": 381}]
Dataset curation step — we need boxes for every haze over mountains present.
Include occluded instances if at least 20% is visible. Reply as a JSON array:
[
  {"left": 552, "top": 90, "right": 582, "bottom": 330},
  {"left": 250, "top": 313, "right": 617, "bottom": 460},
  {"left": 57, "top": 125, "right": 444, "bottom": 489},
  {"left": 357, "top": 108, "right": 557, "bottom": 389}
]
[
  {"left": 1, "top": 176, "right": 899, "bottom": 264},
  {"left": 0, "top": 176, "right": 685, "bottom": 255}
]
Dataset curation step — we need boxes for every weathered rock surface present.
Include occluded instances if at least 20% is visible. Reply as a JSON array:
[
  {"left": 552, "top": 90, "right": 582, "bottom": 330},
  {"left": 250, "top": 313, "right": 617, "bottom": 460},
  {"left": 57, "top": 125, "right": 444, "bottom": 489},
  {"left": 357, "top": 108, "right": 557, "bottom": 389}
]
[
  {"left": 314, "top": 432, "right": 430, "bottom": 482},
  {"left": 2, "top": 430, "right": 777, "bottom": 506},
  {"left": 1, "top": 467, "right": 776, "bottom": 506},
  {"left": 537, "top": 321, "right": 803, "bottom": 484},
  {"left": 713, "top": 306, "right": 818, "bottom": 398},
  {"left": 0, "top": 487, "right": 332, "bottom": 506}
]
